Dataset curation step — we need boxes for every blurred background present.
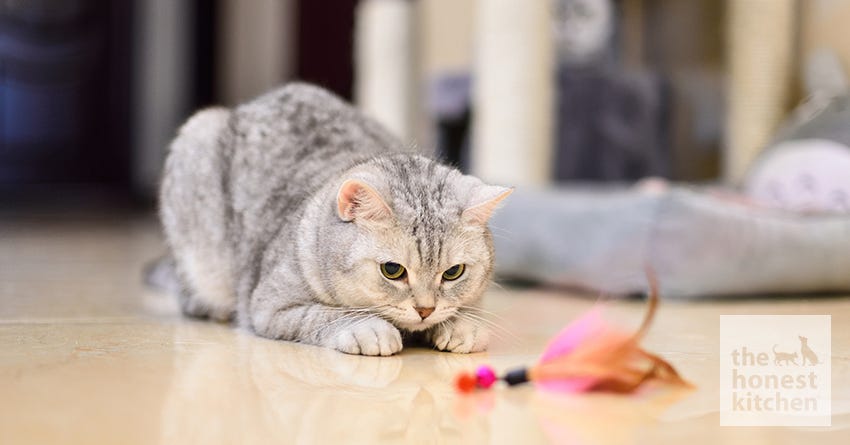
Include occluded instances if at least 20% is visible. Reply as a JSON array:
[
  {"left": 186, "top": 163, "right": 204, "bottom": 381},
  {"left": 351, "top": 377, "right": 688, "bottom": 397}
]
[
  {"left": 0, "top": 0, "right": 848, "bottom": 211},
  {"left": 4, "top": 3, "right": 850, "bottom": 441}
]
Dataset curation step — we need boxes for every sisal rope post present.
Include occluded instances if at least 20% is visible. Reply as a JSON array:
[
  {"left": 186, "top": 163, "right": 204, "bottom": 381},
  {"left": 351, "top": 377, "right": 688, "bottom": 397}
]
[
  {"left": 471, "top": 0, "right": 555, "bottom": 186},
  {"left": 354, "top": 0, "right": 420, "bottom": 141},
  {"left": 724, "top": 0, "right": 797, "bottom": 184}
]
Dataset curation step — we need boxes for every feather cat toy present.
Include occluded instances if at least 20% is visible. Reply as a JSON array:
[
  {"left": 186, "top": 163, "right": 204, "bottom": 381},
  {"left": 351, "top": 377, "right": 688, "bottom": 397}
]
[{"left": 455, "top": 271, "right": 691, "bottom": 393}]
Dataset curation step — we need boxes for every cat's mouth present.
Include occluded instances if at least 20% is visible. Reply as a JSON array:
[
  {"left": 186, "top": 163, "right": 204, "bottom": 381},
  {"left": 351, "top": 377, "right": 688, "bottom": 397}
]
[
  {"left": 394, "top": 318, "right": 439, "bottom": 332},
  {"left": 392, "top": 310, "right": 454, "bottom": 332}
]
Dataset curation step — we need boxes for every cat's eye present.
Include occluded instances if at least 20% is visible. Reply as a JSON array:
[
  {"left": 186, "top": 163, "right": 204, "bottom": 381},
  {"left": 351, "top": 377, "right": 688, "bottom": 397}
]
[
  {"left": 442, "top": 264, "right": 465, "bottom": 281},
  {"left": 380, "top": 262, "right": 406, "bottom": 280}
]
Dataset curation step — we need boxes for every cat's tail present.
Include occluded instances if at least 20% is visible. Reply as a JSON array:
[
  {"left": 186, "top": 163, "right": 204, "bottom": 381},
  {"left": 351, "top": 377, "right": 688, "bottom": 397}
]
[
  {"left": 143, "top": 253, "right": 180, "bottom": 295},
  {"left": 773, "top": 344, "right": 778, "bottom": 355}
]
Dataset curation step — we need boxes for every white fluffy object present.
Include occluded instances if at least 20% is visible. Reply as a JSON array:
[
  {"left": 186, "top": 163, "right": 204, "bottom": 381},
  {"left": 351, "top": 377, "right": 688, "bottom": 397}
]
[
  {"left": 472, "top": 0, "right": 555, "bottom": 186},
  {"left": 354, "top": 0, "right": 418, "bottom": 141}
]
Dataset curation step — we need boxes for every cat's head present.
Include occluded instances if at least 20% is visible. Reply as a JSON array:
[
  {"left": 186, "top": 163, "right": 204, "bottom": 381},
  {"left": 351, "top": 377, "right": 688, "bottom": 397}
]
[{"left": 321, "top": 156, "right": 511, "bottom": 332}]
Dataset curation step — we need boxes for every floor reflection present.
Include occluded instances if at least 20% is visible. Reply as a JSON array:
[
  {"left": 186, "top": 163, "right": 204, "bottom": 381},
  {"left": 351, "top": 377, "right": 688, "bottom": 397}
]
[
  {"left": 159, "top": 322, "right": 490, "bottom": 444},
  {"left": 452, "top": 381, "right": 692, "bottom": 445},
  {"left": 159, "top": 322, "right": 696, "bottom": 445},
  {"left": 531, "top": 387, "right": 693, "bottom": 445}
]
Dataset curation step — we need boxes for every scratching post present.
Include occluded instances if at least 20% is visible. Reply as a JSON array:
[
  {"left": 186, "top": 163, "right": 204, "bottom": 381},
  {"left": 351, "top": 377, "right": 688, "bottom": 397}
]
[
  {"left": 471, "top": 0, "right": 555, "bottom": 186},
  {"left": 724, "top": 0, "right": 796, "bottom": 184},
  {"left": 354, "top": 0, "right": 419, "bottom": 141}
]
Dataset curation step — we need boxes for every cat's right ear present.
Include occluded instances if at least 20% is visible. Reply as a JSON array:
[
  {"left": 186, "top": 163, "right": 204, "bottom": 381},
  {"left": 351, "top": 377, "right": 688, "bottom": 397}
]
[
  {"left": 462, "top": 185, "right": 513, "bottom": 226},
  {"left": 336, "top": 179, "right": 394, "bottom": 223}
]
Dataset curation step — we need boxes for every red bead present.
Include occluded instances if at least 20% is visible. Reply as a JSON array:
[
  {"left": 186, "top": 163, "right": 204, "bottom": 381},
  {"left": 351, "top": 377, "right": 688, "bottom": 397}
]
[
  {"left": 455, "top": 372, "right": 477, "bottom": 393},
  {"left": 475, "top": 365, "right": 497, "bottom": 389}
]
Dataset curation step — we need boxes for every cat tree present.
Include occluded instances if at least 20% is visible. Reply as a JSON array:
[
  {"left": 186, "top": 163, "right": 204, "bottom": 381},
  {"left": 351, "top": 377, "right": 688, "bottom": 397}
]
[{"left": 351, "top": 0, "right": 850, "bottom": 298}]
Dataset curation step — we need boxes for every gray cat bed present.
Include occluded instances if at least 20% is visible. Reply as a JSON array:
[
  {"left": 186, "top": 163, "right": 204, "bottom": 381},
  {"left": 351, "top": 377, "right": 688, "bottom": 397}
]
[
  {"left": 498, "top": 51, "right": 850, "bottom": 298},
  {"left": 491, "top": 185, "right": 850, "bottom": 298}
]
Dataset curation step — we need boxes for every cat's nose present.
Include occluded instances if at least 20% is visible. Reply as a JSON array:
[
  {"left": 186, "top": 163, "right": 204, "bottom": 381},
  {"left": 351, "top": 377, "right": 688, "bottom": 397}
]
[{"left": 415, "top": 307, "right": 435, "bottom": 320}]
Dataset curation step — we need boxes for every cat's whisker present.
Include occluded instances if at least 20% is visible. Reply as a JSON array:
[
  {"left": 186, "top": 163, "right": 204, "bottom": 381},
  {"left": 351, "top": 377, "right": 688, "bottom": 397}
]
[
  {"left": 489, "top": 233, "right": 513, "bottom": 242},
  {"left": 487, "top": 280, "right": 524, "bottom": 300},
  {"left": 487, "top": 223, "right": 515, "bottom": 236},
  {"left": 311, "top": 303, "right": 394, "bottom": 315},
  {"left": 463, "top": 311, "right": 519, "bottom": 341},
  {"left": 453, "top": 311, "right": 519, "bottom": 344},
  {"left": 459, "top": 304, "right": 516, "bottom": 328},
  {"left": 338, "top": 313, "right": 393, "bottom": 336},
  {"left": 453, "top": 314, "right": 510, "bottom": 344},
  {"left": 454, "top": 311, "right": 506, "bottom": 334},
  {"left": 301, "top": 315, "right": 357, "bottom": 339},
  {"left": 304, "top": 305, "right": 401, "bottom": 339},
  {"left": 302, "top": 312, "right": 376, "bottom": 339},
  {"left": 489, "top": 280, "right": 507, "bottom": 291},
  {"left": 316, "top": 308, "right": 376, "bottom": 315}
]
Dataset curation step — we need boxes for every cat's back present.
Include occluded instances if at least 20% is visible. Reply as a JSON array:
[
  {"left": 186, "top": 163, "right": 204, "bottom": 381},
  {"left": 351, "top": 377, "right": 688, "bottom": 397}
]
[
  {"left": 232, "top": 82, "right": 403, "bottom": 173},
  {"left": 227, "top": 83, "right": 405, "bottom": 215},
  {"left": 226, "top": 84, "right": 408, "bottom": 262}
]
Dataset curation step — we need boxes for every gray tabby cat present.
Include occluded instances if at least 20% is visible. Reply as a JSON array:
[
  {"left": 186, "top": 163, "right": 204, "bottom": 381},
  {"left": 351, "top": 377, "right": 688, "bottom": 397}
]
[{"left": 159, "top": 83, "right": 511, "bottom": 355}]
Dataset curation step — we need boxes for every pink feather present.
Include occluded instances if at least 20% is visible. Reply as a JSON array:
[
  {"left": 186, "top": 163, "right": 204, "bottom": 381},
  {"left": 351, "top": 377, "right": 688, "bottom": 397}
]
[
  {"left": 454, "top": 270, "right": 692, "bottom": 394},
  {"left": 528, "top": 272, "right": 691, "bottom": 393},
  {"left": 536, "top": 307, "right": 607, "bottom": 392}
]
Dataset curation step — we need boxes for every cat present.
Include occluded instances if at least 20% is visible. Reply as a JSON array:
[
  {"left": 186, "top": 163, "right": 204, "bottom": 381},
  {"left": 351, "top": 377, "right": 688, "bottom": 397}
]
[
  {"left": 158, "top": 83, "right": 512, "bottom": 356},
  {"left": 772, "top": 344, "right": 798, "bottom": 366},
  {"left": 799, "top": 335, "right": 819, "bottom": 365}
]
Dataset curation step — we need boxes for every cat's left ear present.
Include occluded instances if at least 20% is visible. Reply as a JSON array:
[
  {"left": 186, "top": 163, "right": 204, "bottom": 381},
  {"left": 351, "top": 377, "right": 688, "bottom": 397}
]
[
  {"left": 337, "top": 179, "right": 394, "bottom": 223},
  {"left": 462, "top": 185, "right": 514, "bottom": 225}
]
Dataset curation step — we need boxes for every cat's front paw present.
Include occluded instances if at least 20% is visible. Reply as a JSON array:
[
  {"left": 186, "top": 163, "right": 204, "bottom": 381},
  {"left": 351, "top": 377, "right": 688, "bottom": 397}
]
[
  {"left": 329, "top": 317, "right": 403, "bottom": 356},
  {"left": 429, "top": 317, "right": 490, "bottom": 353}
]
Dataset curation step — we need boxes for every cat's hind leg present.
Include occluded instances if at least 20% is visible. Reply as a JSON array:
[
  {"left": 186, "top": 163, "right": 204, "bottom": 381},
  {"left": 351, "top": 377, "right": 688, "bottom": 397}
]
[{"left": 160, "top": 107, "right": 236, "bottom": 322}]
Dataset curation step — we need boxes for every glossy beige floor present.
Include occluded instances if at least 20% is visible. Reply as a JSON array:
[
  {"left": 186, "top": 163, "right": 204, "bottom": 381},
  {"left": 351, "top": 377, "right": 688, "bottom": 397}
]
[{"left": 1, "top": 210, "right": 848, "bottom": 444}]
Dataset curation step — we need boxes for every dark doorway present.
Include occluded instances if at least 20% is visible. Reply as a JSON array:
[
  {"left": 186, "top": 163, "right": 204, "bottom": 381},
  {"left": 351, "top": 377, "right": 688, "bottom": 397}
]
[
  {"left": 0, "top": 0, "right": 132, "bottom": 186},
  {"left": 295, "top": 0, "right": 357, "bottom": 100}
]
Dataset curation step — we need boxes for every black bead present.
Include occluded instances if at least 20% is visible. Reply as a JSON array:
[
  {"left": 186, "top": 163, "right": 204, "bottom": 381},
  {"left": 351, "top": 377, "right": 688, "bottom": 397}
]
[{"left": 504, "top": 368, "right": 529, "bottom": 386}]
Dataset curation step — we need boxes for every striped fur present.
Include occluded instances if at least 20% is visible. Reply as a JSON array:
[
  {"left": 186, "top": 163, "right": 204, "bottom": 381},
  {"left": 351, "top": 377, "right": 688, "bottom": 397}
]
[{"left": 159, "top": 83, "right": 510, "bottom": 355}]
